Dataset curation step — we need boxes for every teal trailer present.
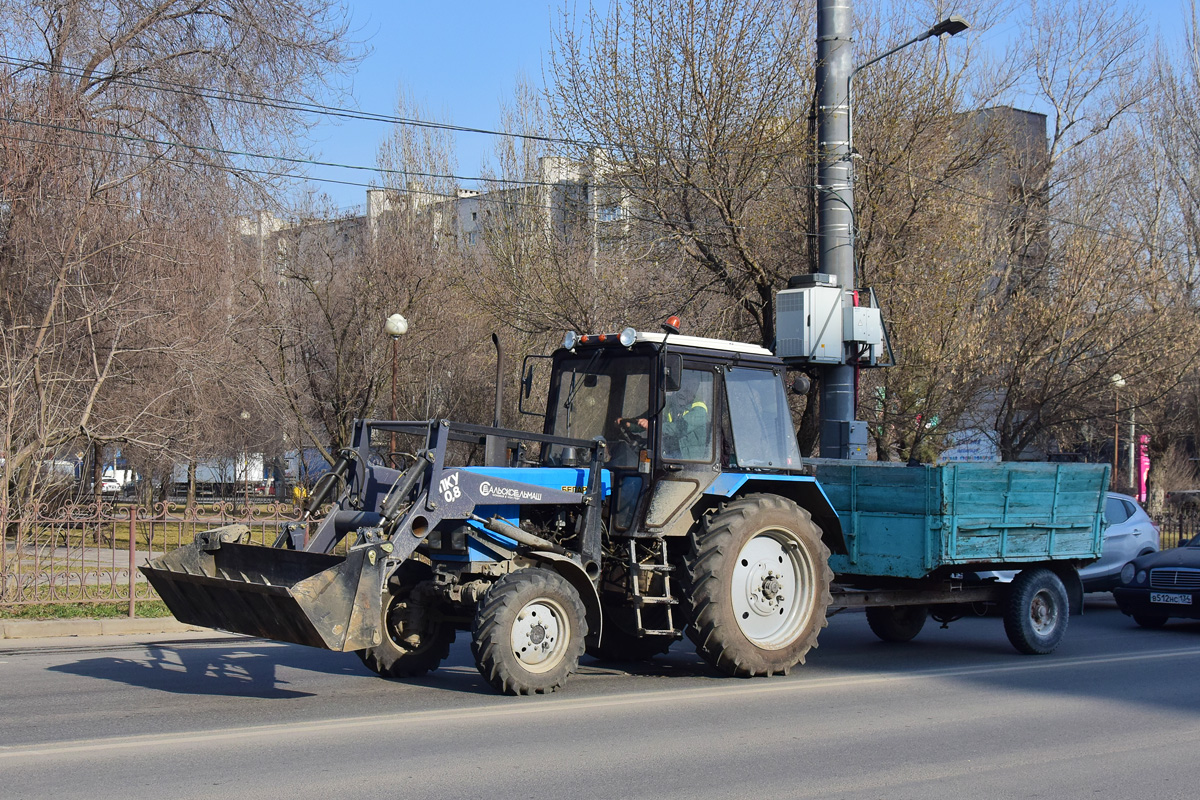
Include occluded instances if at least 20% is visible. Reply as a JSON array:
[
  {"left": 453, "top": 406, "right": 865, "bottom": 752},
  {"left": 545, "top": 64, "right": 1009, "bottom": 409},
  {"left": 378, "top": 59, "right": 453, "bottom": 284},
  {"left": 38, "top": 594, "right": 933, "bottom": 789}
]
[{"left": 812, "top": 460, "right": 1109, "bottom": 580}]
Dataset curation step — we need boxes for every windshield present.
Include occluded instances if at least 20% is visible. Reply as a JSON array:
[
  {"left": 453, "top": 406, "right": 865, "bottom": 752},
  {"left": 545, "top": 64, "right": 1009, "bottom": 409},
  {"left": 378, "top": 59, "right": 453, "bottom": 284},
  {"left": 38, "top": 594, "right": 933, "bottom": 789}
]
[{"left": 547, "top": 351, "right": 652, "bottom": 468}]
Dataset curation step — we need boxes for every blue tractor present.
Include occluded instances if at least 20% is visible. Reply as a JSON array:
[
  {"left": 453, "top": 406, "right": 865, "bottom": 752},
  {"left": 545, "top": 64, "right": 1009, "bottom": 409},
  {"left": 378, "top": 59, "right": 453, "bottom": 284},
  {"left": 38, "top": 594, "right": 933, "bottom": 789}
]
[{"left": 144, "top": 324, "right": 844, "bottom": 694}]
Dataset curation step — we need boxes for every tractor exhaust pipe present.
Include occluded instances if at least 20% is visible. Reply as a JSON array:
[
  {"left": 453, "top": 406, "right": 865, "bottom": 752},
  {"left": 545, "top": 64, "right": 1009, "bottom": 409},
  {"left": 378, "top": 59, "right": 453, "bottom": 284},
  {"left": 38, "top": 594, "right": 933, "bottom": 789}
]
[{"left": 492, "top": 332, "right": 504, "bottom": 429}]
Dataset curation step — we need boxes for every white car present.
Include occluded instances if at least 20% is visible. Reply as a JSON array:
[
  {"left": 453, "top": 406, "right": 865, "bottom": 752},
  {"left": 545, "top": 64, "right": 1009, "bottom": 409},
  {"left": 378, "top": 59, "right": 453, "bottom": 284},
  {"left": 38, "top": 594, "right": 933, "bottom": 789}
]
[
  {"left": 974, "top": 492, "right": 1159, "bottom": 592},
  {"left": 100, "top": 477, "right": 123, "bottom": 495}
]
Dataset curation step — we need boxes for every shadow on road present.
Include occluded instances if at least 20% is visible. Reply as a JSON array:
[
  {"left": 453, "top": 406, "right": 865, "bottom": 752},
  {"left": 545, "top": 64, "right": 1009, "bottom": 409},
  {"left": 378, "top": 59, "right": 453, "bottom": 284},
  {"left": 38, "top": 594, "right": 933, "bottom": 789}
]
[{"left": 47, "top": 643, "right": 366, "bottom": 698}]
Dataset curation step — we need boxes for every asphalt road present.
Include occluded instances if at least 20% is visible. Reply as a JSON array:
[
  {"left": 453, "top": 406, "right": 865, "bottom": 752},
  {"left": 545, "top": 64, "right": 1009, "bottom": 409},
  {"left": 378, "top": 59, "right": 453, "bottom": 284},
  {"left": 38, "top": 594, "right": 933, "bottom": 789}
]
[{"left": 2, "top": 596, "right": 1198, "bottom": 800}]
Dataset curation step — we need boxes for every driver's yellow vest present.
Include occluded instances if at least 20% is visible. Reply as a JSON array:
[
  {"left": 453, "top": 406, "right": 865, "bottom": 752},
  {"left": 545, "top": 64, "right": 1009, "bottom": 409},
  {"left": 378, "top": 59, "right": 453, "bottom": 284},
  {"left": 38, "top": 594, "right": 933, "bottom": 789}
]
[{"left": 666, "top": 400, "right": 708, "bottom": 423}]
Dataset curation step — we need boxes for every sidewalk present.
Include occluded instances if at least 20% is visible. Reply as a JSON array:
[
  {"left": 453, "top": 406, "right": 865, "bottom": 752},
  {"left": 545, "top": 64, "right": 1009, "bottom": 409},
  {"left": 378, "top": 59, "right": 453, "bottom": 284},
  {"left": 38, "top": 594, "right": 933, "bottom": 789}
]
[{"left": 0, "top": 616, "right": 208, "bottom": 641}]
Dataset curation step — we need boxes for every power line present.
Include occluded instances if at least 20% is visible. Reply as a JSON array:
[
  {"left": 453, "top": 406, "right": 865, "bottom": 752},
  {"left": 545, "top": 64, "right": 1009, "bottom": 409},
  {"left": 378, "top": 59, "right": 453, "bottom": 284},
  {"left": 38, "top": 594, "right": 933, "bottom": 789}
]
[
  {"left": 0, "top": 54, "right": 591, "bottom": 149},
  {"left": 0, "top": 129, "right": 798, "bottom": 235},
  {"left": 0, "top": 54, "right": 808, "bottom": 161},
  {"left": 0, "top": 113, "right": 818, "bottom": 200}
]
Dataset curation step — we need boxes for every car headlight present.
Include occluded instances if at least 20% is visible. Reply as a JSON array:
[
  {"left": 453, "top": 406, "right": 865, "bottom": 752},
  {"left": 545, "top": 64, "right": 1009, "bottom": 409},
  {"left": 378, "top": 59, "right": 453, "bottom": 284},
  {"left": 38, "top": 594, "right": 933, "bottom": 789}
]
[
  {"left": 1137, "top": 570, "right": 1148, "bottom": 584},
  {"left": 1121, "top": 562, "right": 1135, "bottom": 585}
]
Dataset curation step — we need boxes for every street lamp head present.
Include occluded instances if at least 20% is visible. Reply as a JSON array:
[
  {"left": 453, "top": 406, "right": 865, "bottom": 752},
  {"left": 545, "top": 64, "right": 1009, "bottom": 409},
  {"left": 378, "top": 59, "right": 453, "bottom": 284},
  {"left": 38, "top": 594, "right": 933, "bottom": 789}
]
[
  {"left": 1111, "top": 373, "right": 1126, "bottom": 389},
  {"left": 924, "top": 15, "right": 970, "bottom": 40},
  {"left": 385, "top": 313, "right": 409, "bottom": 338}
]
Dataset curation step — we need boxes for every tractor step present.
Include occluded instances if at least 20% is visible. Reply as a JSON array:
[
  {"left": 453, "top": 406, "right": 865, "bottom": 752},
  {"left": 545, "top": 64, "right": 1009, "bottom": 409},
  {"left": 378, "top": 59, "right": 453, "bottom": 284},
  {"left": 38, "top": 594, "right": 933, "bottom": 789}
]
[
  {"left": 631, "top": 595, "right": 678, "bottom": 606},
  {"left": 628, "top": 538, "right": 682, "bottom": 637},
  {"left": 638, "top": 628, "right": 684, "bottom": 638}
]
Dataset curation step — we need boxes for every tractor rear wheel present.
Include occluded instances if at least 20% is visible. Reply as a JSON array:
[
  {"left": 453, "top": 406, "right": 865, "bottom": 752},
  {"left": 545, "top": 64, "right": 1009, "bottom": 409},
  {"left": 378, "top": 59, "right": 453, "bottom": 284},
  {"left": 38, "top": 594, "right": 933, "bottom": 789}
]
[
  {"left": 472, "top": 568, "right": 587, "bottom": 695},
  {"left": 682, "top": 494, "right": 832, "bottom": 677},
  {"left": 357, "top": 582, "right": 454, "bottom": 679}
]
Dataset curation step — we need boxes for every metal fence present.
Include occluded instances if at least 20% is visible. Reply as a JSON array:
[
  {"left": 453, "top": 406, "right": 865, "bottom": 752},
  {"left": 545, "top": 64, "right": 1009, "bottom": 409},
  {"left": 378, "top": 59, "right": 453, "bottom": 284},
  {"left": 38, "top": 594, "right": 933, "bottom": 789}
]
[
  {"left": 1157, "top": 509, "right": 1200, "bottom": 549},
  {"left": 1, "top": 500, "right": 305, "bottom": 613},
  {"left": 4, "top": 502, "right": 1200, "bottom": 614}
]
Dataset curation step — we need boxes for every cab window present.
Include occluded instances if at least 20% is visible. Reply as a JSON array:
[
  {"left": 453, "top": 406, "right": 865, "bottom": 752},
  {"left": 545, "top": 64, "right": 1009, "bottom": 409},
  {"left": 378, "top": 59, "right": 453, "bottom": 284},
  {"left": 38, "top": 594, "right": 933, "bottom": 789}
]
[
  {"left": 661, "top": 368, "right": 714, "bottom": 462},
  {"left": 724, "top": 368, "right": 800, "bottom": 469}
]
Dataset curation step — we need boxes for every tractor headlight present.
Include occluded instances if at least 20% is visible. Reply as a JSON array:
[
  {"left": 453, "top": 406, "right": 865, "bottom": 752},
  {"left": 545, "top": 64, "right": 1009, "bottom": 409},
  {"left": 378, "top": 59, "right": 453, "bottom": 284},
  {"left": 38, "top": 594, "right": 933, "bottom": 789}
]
[
  {"left": 1121, "top": 562, "right": 1135, "bottom": 585},
  {"left": 562, "top": 330, "right": 578, "bottom": 350},
  {"left": 619, "top": 327, "right": 636, "bottom": 347}
]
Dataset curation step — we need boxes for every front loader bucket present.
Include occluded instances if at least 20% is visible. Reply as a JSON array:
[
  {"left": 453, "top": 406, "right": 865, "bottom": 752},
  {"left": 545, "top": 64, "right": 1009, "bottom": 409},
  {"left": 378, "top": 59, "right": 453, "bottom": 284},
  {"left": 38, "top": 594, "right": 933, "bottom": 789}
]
[{"left": 141, "top": 537, "right": 389, "bottom": 652}]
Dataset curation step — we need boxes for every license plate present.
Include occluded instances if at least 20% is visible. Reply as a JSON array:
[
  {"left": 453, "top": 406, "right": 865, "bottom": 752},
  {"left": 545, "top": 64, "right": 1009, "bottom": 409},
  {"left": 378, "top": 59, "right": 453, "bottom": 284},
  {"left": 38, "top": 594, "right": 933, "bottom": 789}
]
[{"left": 1151, "top": 592, "right": 1192, "bottom": 605}]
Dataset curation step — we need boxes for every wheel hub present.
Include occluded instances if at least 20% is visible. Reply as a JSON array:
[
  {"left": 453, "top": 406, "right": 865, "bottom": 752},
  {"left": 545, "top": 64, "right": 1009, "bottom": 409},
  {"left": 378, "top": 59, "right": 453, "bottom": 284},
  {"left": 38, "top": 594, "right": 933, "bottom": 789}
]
[
  {"left": 1030, "top": 590, "right": 1058, "bottom": 635},
  {"left": 731, "top": 531, "right": 816, "bottom": 648},
  {"left": 510, "top": 600, "right": 566, "bottom": 670}
]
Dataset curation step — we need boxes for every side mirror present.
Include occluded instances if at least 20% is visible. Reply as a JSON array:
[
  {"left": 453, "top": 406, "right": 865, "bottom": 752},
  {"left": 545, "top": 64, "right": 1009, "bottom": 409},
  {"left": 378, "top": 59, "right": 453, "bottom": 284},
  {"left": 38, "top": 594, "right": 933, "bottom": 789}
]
[
  {"left": 518, "top": 353, "right": 551, "bottom": 418},
  {"left": 663, "top": 354, "right": 683, "bottom": 393},
  {"left": 522, "top": 364, "right": 535, "bottom": 399}
]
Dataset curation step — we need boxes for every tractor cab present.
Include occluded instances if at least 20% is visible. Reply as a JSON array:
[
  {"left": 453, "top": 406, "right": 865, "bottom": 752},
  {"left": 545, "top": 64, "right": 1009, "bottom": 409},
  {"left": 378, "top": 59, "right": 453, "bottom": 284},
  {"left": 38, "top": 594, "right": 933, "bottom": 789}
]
[{"left": 537, "top": 324, "right": 804, "bottom": 538}]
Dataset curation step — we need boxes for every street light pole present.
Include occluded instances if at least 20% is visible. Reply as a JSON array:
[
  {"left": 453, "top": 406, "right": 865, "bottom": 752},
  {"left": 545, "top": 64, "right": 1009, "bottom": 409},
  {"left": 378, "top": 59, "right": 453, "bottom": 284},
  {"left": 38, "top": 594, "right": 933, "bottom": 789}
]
[
  {"left": 815, "top": 1, "right": 968, "bottom": 458},
  {"left": 1111, "top": 374, "right": 1126, "bottom": 490},
  {"left": 385, "top": 313, "right": 409, "bottom": 460}
]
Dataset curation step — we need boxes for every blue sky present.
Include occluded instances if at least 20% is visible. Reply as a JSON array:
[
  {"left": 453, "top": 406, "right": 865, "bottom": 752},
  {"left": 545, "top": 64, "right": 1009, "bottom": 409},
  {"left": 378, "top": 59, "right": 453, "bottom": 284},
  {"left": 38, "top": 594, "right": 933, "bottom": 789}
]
[
  {"left": 305, "top": 1, "right": 564, "bottom": 210},
  {"left": 304, "top": 0, "right": 1186, "bottom": 210}
]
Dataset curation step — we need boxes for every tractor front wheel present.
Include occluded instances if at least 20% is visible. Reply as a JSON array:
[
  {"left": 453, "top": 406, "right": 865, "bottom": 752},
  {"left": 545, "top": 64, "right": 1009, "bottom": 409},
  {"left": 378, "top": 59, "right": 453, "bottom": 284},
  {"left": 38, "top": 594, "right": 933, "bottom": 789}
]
[
  {"left": 357, "top": 582, "right": 454, "bottom": 679},
  {"left": 472, "top": 568, "right": 587, "bottom": 695}
]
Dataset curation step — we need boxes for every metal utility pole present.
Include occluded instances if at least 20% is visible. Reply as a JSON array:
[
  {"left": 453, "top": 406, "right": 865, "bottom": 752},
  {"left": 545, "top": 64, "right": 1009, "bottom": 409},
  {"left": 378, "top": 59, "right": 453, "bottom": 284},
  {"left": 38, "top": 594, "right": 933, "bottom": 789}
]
[
  {"left": 815, "top": 0, "right": 858, "bottom": 459},
  {"left": 814, "top": 1, "right": 968, "bottom": 458}
]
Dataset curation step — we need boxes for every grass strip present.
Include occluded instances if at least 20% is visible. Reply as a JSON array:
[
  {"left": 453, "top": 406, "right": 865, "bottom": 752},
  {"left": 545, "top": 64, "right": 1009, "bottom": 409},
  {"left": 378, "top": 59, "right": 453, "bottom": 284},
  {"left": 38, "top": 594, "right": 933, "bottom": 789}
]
[{"left": 0, "top": 601, "right": 174, "bottom": 620}]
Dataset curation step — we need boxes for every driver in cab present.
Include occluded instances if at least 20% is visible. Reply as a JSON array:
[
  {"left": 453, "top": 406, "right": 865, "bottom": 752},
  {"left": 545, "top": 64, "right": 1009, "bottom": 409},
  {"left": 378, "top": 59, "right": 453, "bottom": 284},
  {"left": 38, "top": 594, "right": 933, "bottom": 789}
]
[{"left": 616, "top": 369, "right": 712, "bottom": 461}]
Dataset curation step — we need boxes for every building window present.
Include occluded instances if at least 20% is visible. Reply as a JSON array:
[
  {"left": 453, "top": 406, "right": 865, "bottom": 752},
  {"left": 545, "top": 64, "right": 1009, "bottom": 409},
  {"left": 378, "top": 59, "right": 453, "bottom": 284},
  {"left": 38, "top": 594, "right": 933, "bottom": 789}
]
[
  {"left": 467, "top": 231, "right": 477, "bottom": 246},
  {"left": 471, "top": 211, "right": 478, "bottom": 221},
  {"left": 597, "top": 204, "right": 624, "bottom": 223}
]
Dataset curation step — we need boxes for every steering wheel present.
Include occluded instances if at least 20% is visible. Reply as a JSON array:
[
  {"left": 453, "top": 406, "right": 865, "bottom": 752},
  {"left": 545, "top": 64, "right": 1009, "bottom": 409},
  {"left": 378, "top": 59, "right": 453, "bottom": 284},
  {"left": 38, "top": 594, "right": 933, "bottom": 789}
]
[{"left": 616, "top": 417, "right": 647, "bottom": 447}]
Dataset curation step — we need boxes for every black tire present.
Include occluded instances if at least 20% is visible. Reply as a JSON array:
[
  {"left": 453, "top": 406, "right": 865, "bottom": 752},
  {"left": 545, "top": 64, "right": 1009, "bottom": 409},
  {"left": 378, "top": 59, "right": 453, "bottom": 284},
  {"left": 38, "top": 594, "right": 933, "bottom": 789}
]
[
  {"left": 1003, "top": 568, "right": 1069, "bottom": 655},
  {"left": 1132, "top": 613, "right": 1168, "bottom": 629},
  {"left": 471, "top": 568, "right": 587, "bottom": 695},
  {"left": 681, "top": 494, "right": 832, "bottom": 677},
  {"left": 586, "top": 615, "right": 675, "bottom": 662},
  {"left": 866, "top": 605, "right": 928, "bottom": 643},
  {"left": 357, "top": 583, "right": 454, "bottom": 679}
]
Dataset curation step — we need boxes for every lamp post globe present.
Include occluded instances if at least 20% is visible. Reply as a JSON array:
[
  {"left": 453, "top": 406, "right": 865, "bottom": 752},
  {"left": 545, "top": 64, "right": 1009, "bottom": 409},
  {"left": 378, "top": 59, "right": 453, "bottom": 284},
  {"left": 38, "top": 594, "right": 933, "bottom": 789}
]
[{"left": 385, "top": 313, "right": 408, "bottom": 338}]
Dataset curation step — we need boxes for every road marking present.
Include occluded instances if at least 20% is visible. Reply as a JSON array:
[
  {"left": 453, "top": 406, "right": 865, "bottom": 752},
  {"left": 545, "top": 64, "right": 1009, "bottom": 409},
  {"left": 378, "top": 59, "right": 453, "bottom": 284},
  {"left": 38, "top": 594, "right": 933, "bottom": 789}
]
[{"left": 3, "top": 644, "right": 1199, "bottom": 760}]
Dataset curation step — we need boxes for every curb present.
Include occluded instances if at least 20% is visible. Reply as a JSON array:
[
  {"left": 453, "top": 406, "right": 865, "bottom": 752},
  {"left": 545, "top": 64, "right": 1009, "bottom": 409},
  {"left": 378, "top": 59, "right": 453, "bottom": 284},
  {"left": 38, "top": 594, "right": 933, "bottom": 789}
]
[{"left": 1, "top": 617, "right": 206, "bottom": 640}]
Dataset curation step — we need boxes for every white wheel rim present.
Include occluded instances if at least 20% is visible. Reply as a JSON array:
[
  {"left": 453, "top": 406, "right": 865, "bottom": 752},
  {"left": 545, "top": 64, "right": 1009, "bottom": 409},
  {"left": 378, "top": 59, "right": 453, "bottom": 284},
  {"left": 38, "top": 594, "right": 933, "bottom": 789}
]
[
  {"left": 731, "top": 530, "right": 816, "bottom": 649},
  {"left": 510, "top": 598, "right": 569, "bottom": 673}
]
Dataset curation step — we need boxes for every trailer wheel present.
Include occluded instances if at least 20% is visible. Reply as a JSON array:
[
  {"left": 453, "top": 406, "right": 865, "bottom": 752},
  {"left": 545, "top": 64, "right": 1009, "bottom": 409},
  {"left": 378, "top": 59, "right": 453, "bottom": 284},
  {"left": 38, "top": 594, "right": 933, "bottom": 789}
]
[
  {"left": 357, "top": 583, "right": 454, "bottom": 679},
  {"left": 472, "top": 568, "right": 587, "bottom": 695},
  {"left": 1003, "top": 568, "right": 1069, "bottom": 655},
  {"left": 866, "top": 605, "right": 928, "bottom": 643},
  {"left": 682, "top": 494, "right": 832, "bottom": 677}
]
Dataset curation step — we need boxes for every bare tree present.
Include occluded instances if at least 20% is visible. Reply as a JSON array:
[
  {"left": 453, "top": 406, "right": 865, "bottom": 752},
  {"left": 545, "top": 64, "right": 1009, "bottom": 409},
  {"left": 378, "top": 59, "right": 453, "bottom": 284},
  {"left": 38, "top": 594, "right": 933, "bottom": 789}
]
[{"left": 0, "top": 1, "right": 361, "bottom": 515}]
